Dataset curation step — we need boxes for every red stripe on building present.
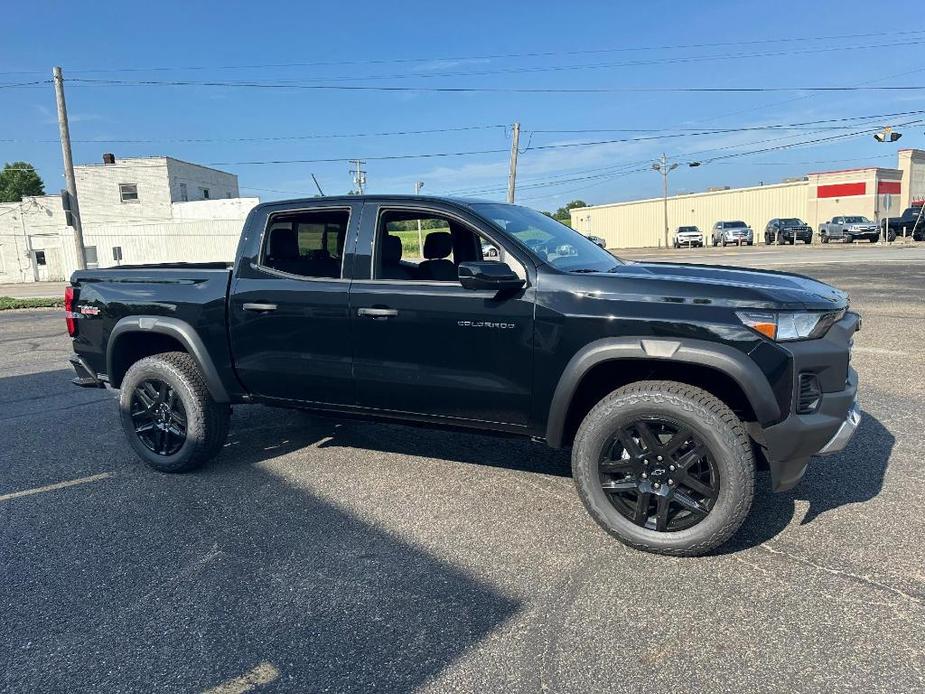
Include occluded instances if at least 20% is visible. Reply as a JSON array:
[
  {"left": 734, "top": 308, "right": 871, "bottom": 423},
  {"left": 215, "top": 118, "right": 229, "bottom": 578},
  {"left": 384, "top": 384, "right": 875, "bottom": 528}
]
[
  {"left": 877, "top": 181, "right": 901, "bottom": 194},
  {"left": 817, "top": 182, "right": 866, "bottom": 198}
]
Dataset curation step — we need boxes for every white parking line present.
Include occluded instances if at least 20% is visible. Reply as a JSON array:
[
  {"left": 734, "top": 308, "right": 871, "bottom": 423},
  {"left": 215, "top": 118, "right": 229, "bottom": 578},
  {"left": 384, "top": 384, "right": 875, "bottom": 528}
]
[
  {"left": 852, "top": 346, "right": 910, "bottom": 357},
  {"left": 0, "top": 472, "right": 113, "bottom": 502},
  {"left": 202, "top": 662, "right": 281, "bottom": 694}
]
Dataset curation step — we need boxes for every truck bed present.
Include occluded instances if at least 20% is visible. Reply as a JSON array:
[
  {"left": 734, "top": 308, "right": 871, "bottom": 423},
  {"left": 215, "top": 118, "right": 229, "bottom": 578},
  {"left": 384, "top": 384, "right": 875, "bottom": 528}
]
[{"left": 69, "top": 265, "right": 235, "bottom": 391}]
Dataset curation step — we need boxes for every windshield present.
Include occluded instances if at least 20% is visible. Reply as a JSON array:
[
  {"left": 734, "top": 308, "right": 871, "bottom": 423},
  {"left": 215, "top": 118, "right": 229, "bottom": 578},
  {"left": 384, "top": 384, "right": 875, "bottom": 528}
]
[
  {"left": 844, "top": 216, "right": 870, "bottom": 223},
  {"left": 724, "top": 221, "right": 747, "bottom": 228},
  {"left": 779, "top": 218, "right": 805, "bottom": 227},
  {"left": 473, "top": 203, "right": 622, "bottom": 272},
  {"left": 678, "top": 226, "right": 699, "bottom": 233}
]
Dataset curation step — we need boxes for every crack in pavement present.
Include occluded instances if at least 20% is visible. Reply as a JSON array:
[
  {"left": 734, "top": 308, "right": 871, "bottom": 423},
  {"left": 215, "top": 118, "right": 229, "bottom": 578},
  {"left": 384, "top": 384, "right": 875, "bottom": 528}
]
[{"left": 759, "top": 542, "right": 923, "bottom": 607}]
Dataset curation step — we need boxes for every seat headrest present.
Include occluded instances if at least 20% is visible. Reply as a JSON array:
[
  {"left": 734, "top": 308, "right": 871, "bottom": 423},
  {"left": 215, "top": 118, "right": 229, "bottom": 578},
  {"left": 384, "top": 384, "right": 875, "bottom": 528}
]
[
  {"left": 268, "top": 227, "right": 299, "bottom": 259},
  {"left": 383, "top": 234, "right": 403, "bottom": 264},
  {"left": 423, "top": 231, "right": 452, "bottom": 259}
]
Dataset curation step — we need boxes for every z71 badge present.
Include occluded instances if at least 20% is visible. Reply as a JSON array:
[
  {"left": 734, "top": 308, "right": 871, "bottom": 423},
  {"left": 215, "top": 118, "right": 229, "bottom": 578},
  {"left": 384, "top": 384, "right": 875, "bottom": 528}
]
[
  {"left": 457, "top": 320, "right": 515, "bottom": 329},
  {"left": 79, "top": 305, "right": 101, "bottom": 316}
]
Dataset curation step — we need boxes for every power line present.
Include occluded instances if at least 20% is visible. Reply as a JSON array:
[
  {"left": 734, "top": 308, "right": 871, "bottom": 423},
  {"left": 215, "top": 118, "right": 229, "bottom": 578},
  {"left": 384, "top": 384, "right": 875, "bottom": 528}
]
[
  {"left": 0, "top": 123, "right": 508, "bottom": 145},
  {"left": 5, "top": 29, "right": 925, "bottom": 76},
  {"left": 213, "top": 41, "right": 925, "bottom": 84},
  {"left": 8, "top": 110, "right": 924, "bottom": 146},
  {"left": 65, "top": 77, "right": 925, "bottom": 94}
]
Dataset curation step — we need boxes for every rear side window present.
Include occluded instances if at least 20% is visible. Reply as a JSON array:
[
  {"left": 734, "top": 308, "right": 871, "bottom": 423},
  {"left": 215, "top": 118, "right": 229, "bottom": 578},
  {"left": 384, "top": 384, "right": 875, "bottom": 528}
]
[{"left": 261, "top": 208, "right": 350, "bottom": 279}]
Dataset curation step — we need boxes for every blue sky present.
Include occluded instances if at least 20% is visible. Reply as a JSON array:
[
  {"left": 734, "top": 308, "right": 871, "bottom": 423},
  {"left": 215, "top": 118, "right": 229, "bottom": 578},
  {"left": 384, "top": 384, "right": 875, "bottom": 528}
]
[{"left": 2, "top": 0, "right": 923, "bottom": 211}]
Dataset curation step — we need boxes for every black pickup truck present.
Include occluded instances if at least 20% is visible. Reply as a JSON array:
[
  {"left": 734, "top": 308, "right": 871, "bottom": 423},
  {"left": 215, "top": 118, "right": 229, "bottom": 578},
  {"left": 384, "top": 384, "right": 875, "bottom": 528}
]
[
  {"left": 880, "top": 205, "right": 925, "bottom": 242},
  {"left": 66, "top": 195, "right": 860, "bottom": 556}
]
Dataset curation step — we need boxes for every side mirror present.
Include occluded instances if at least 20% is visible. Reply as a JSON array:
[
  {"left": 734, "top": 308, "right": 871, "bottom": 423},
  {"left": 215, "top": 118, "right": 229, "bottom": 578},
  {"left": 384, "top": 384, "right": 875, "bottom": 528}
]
[{"left": 458, "top": 261, "right": 525, "bottom": 292}]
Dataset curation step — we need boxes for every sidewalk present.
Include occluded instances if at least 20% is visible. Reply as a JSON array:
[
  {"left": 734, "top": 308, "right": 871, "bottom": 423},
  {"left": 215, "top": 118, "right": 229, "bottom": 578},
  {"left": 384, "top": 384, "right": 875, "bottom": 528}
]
[{"left": 0, "top": 282, "right": 67, "bottom": 299}]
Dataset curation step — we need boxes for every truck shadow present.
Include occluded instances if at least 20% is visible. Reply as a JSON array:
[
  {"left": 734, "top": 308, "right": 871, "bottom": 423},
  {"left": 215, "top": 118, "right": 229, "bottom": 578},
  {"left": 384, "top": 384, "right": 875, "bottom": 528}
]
[
  {"left": 717, "top": 409, "right": 893, "bottom": 554},
  {"left": 223, "top": 404, "right": 893, "bottom": 556},
  {"left": 223, "top": 406, "right": 573, "bottom": 479},
  {"left": 1, "top": 372, "right": 522, "bottom": 692}
]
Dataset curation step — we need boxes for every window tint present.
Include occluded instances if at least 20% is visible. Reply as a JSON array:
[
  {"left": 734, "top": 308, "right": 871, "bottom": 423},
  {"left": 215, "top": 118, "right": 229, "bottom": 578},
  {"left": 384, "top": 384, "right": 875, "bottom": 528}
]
[
  {"left": 262, "top": 208, "right": 349, "bottom": 279},
  {"left": 375, "top": 209, "right": 504, "bottom": 282},
  {"left": 473, "top": 203, "right": 619, "bottom": 273}
]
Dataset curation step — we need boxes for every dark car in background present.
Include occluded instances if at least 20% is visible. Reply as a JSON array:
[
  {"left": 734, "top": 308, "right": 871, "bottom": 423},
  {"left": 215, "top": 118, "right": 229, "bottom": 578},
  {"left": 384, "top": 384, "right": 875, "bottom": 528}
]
[
  {"left": 881, "top": 205, "right": 924, "bottom": 242},
  {"left": 765, "top": 218, "right": 813, "bottom": 245}
]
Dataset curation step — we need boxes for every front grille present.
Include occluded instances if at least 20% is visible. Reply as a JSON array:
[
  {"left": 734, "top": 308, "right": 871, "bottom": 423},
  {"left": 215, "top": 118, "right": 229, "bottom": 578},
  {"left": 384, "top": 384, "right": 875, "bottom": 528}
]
[{"left": 797, "top": 373, "right": 822, "bottom": 414}]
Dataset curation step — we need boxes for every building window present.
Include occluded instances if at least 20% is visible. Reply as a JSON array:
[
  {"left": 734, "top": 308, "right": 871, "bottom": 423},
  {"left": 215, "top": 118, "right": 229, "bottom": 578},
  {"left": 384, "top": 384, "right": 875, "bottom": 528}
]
[
  {"left": 119, "top": 183, "right": 139, "bottom": 203},
  {"left": 200, "top": 187, "right": 210, "bottom": 200},
  {"left": 179, "top": 183, "right": 188, "bottom": 202},
  {"left": 35, "top": 250, "right": 47, "bottom": 266},
  {"left": 85, "top": 246, "right": 99, "bottom": 269},
  {"left": 112, "top": 246, "right": 123, "bottom": 262}
]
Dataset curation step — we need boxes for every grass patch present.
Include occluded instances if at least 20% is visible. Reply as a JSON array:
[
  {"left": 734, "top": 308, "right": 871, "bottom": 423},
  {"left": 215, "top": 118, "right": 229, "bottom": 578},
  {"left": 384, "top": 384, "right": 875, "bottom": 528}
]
[{"left": 0, "top": 296, "right": 64, "bottom": 311}]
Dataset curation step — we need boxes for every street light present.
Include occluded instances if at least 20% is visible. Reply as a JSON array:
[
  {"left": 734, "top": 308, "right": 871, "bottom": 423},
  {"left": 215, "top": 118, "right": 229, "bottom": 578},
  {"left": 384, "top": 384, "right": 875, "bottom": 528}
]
[
  {"left": 652, "top": 154, "right": 702, "bottom": 248},
  {"left": 873, "top": 127, "right": 902, "bottom": 245}
]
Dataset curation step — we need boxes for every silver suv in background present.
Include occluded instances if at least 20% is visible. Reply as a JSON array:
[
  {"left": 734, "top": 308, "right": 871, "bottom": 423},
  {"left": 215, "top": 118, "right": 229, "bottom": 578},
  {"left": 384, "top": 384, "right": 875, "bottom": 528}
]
[
  {"left": 818, "top": 216, "right": 879, "bottom": 243},
  {"left": 711, "top": 220, "right": 754, "bottom": 246},
  {"left": 673, "top": 225, "right": 704, "bottom": 248}
]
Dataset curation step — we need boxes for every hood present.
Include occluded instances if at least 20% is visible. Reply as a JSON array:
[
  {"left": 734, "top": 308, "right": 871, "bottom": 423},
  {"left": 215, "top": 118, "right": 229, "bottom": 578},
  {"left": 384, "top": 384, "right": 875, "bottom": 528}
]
[{"left": 569, "top": 261, "right": 848, "bottom": 311}]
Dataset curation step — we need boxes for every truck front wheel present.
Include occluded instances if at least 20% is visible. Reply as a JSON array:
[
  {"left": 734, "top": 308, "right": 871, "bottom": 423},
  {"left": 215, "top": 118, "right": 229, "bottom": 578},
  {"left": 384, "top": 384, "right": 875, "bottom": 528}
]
[
  {"left": 119, "top": 352, "right": 230, "bottom": 472},
  {"left": 571, "top": 380, "right": 755, "bottom": 556}
]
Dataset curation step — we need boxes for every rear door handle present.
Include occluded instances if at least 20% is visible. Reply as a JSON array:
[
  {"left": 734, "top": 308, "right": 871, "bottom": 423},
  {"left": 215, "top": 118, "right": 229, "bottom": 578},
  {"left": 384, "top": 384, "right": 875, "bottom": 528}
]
[
  {"left": 357, "top": 307, "right": 398, "bottom": 319},
  {"left": 242, "top": 302, "right": 278, "bottom": 312}
]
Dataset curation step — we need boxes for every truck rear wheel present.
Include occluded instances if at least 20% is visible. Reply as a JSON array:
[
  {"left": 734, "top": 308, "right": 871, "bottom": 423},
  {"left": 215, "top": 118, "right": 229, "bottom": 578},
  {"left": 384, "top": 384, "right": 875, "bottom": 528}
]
[
  {"left": 571, "top": 380, "right": 755, "bottom": 556},
  {"left": 119, "top": 352, "right": 230, "bottom": 473}
]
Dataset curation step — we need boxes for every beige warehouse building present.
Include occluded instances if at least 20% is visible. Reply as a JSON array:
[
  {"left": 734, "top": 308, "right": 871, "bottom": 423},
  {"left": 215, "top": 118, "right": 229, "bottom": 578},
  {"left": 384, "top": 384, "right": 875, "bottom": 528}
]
[{"left": 571, "top": 149, "right": 925, "bottom": 249}]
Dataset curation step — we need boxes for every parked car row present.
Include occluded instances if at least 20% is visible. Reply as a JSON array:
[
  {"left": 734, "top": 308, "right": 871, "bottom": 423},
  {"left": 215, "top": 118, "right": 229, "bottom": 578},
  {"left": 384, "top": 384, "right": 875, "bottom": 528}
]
[{"left": 670, "top": 205, "right": 924, "bottom": 249}]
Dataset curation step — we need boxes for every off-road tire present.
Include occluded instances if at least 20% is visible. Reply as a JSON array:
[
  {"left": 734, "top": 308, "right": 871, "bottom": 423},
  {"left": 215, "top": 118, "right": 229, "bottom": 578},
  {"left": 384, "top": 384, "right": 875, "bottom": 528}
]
[
  {"left": 571, "top": 380, "right": 755, "bottom": 556},
  {"left": 119, "top": 351, "right": 230, "bottom": 472}
]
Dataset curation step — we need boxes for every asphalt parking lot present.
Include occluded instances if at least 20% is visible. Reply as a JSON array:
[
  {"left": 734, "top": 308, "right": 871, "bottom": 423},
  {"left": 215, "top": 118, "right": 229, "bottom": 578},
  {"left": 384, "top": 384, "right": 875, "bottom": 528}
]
[{"left": 2, "top": 246, "right": 924, "bottom": 693}]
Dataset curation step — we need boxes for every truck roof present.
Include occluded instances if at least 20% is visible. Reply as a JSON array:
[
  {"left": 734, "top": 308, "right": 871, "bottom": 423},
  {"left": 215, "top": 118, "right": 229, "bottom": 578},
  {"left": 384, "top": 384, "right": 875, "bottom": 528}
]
[{"left": 253, "top": 194, "right": 500, "bottom": 210}]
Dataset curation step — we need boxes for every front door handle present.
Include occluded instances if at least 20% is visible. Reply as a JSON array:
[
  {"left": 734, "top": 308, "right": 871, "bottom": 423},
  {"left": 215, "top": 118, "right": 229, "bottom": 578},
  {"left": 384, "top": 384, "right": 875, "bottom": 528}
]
[
  {"left": 242, "top": 302, "right": 278, "bottom": 312},
  {"left": 357, "top": 307, "right": 398, "bottom": 319}
]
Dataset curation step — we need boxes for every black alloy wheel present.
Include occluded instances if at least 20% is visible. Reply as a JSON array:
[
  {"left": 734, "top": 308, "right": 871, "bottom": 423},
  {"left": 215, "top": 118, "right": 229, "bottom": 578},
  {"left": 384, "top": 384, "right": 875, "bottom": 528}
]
[
  {"left": 130, "top": 378, "right": 187, "bottom": 456},
  {"left": 597, "top": 418, "right": 719, "bottom": 532}
]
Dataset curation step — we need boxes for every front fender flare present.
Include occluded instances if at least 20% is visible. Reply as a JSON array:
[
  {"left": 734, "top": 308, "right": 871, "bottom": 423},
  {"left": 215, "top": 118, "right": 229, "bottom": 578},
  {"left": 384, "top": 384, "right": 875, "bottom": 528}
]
[
  {"left": 544, "top": 337, "right": 780, "bottom": 448},
  {"left": 107, "top": 316, "right": 230, "bottom": 403}
]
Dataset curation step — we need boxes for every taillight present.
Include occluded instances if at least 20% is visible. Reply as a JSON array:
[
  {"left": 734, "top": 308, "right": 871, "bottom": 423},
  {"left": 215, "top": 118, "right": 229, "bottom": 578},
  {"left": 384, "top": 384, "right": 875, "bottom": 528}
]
[{"left": 64, "top": 286, "right": 76, "bottom": 336}]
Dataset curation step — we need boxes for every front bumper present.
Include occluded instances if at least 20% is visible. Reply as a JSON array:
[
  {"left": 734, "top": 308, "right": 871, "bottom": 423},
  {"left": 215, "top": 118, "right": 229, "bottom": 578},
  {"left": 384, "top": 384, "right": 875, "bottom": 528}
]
[
  {"left": 756, "top": 311, "right": 861, "bottom": 491},
  {"left": 676, "top": 236, "right": 703, "bottom": 246},
  {"left": 847, "top": 228, "right": 878, "bottom": 239},
  {"left": 818, "top": 400, "right": 861, "bottom": 455}
]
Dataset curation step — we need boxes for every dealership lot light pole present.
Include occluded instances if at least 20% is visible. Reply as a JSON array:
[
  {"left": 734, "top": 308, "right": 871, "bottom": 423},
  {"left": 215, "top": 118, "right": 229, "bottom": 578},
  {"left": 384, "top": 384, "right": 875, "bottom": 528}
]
[
  {"left": 874, "top": 126, "right": 902, "bottom": 245},
  {"left": 652, "top": 155, "right": 700, "bottom": 248}
]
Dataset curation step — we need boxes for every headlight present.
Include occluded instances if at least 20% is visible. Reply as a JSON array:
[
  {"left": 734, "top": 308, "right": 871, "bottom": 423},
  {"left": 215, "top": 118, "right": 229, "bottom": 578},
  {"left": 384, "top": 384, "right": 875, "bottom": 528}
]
[{"left": 736, "top": 310, "right": 844, "bottom": 341}]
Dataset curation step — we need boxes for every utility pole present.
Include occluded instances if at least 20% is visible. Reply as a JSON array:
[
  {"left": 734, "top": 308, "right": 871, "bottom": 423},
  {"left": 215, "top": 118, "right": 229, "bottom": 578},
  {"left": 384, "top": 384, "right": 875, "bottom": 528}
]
[
  {"left": 507, "top": 121, "right": 520, "bottom": 203},
  {"left": 652, "top": 154, "right": 677, "bottom": 249},
  {"left": 414, "top": 181, "right": 424, "bottom": 256},
  {"left": 53, "top": 66, "right": 86, "bottom": 270},
  {"left": 349, "top": 159, "right": 367, "bottom": 195}
]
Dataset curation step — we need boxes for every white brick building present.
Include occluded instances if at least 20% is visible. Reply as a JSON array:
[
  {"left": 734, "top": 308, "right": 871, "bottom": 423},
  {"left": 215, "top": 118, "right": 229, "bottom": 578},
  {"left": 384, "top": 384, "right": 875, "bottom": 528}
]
[
  {"left": 0, "top": 155, "right": 257, "bottom": 285},
  {"left": 75, "top": 155, "right": 240, "bottom": 224}
]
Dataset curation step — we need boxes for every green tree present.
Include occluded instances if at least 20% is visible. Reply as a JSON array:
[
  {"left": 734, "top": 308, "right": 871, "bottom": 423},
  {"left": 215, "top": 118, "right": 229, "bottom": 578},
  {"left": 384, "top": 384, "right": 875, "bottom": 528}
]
[
  {"left": 0, "top": 162, "right": 45, "bottom": 202},
  {"left": 552, "top": 199, "right": 588, "bottom": 225}
]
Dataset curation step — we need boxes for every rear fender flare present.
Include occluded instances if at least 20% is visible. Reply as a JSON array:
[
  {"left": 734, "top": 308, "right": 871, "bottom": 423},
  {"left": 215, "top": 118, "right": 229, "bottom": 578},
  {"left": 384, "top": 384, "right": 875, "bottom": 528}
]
[
  {"left": 545, "top": 337, "right": 781, "bottom": 448},
  {"left": 107, "top": 316, "right": 230, "bottom": 402}
]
